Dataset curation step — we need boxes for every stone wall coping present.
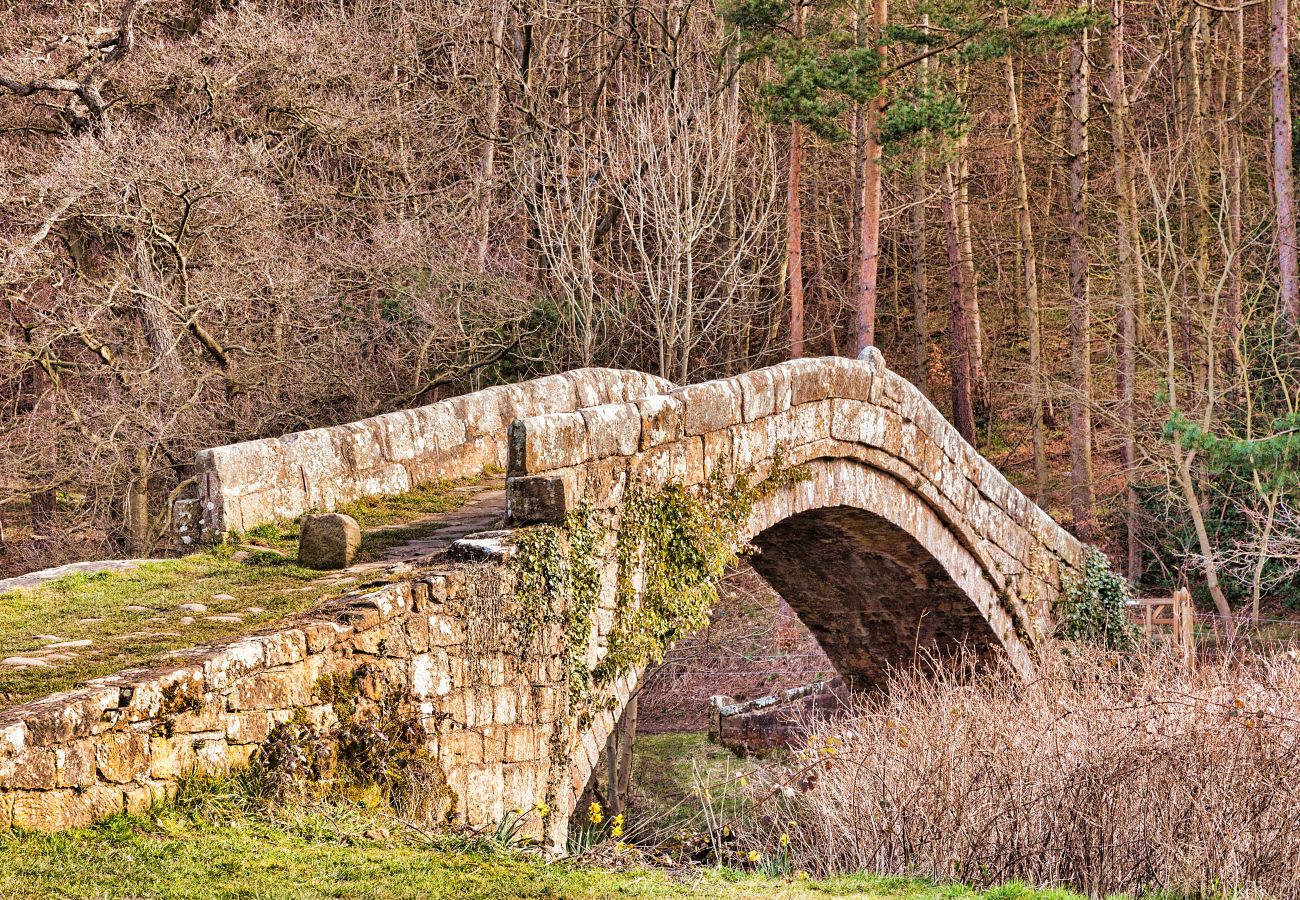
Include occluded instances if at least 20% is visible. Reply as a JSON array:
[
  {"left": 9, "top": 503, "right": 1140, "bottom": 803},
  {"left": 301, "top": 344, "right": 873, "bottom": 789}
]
[{"left": 177, "top": 368, "right": 673, "bottom": 541}]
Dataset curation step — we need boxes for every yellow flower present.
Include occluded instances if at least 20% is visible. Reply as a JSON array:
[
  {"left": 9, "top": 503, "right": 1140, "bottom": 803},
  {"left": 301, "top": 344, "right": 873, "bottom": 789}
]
[
  {"left": 615, "top": 840, "right": 630, "bottom": 851},
  {"left": 533, "top": 801, "right": 551, "bottom": 818},
  {"left": 588, "top": 801, "right": 603, "bottom": 825},
  {"left": 610, "top": 824, "right": 624, "bottom": 838},
  {"left": 779, "top": 833, "right": 790, "bottom": 847},
  {"left": 795, "top": 870, "right": 810, "bottom": 880},
  {"left": 746, "top": 850, "right": 761, "bottom": 863}
]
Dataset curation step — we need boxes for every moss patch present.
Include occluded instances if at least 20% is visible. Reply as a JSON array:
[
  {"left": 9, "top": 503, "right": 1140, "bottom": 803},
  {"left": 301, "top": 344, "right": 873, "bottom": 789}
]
[
  {"left": 0, "top": 478, "right": 495, "bottom": 709},
  {"left": 0, "top": 548, "right": 344, "bottom": 708}
]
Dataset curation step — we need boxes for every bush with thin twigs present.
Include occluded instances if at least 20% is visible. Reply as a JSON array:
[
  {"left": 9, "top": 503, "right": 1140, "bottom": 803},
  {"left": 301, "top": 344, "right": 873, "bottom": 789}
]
[{"left": 767, "top": 645, "right": 1300, "bottom": 898}]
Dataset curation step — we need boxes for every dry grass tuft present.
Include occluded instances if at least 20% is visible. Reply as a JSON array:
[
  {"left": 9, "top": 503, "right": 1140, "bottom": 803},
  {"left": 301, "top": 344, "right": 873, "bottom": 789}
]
[{"left": 775, "top": 645, "right": 1300, "bottom": 898}]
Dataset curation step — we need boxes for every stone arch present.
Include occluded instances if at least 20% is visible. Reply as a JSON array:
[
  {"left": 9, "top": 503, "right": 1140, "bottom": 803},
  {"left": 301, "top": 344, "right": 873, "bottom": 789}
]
[{"left": 505, "top": 351, "right": 1084, "bottom": 847}]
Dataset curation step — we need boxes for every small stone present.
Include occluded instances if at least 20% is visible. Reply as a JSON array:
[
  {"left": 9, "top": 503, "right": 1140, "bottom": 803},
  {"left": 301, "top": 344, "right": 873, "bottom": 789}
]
[
  {"left": 178, "top": 603, "right": 208, "bottom": 613},
  {"left": 298, "top": 513, "right": 361, "bottom": 569},
  {"left": 2, "top": 657, "right": 51, "bottom": 668},
  {"left": 204, "top": 614, "right": 244, "bottom": 624},
  {"left": 245, "top": 607, "right": 267, "bottom": 615},
  {"left": 179, "top": 616, "right": 195, "bottom": 626},
  {"left": 43, "top": 639, "right": 93, "bottom": 650},
  {"left": 77, "top": 618, "right": 103, "bottom": 625},
  {"left": 211, "top": 594, "right": 237, "bottom": 602}
]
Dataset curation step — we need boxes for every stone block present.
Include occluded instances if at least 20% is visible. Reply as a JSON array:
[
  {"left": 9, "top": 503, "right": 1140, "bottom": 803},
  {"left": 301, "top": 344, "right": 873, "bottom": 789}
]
[
  {"left": 148, "top": 732, "right": 202, "bottom": 781},
  {"left": 226, "top": 669, "right": 313, "bottom": 712},
  {"left": 0, "top": 746, "right": 56, "bottom": 790},
  {"left": 580, "top": 403, "right": 641, "bottom": 460},
  {"left": 507, "top": 412, "right": 588, "bottom": 476},
  {"left": 298, "top": 513, "right": 361, "bottom": 570},
  {"left": 11, "top": 784, "right": 122, "bottom": 831},
  {"left": 786, "top": 358, "right": 836, "bottom": 405},
  {"left": 678, "top": 381, "right": 742, "bottom": 436},
  {"left": 54, "top": 741, "right": 96, "bottom": 788},
  {"left": 96, "top": 731, "right": 150, "bottom": 784},
  {"left": 506, "top": 473, "right": 577, "bottom": 524},
  {"left": 636, "top": 394, "right": 684, "bottom": 450},
  {"left": 262, "top": 630, "right": 309, "bottom": 668}
]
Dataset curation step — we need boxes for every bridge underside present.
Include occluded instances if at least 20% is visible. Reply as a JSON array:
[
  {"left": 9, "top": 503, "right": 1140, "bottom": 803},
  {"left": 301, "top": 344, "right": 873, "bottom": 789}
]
[{"left": 749, "top": 506, "right": 1002, "bottom": 692}]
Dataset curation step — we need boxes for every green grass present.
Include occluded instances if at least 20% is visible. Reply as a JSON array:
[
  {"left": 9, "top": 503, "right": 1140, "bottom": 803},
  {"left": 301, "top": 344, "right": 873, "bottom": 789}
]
[
  {"left": 0, "top": 548, "right": 345, "bottom": 708},
  {"left": 336, "top": 479, "right": 475, "bottom": 529},
  {"left": 0, "top": 803, "right": 1092, "bottom": 900},
  {"left": 338, "top": 478, "right": 482, "bottom": 561},
  {"left": 0, "top": 479, "right": 485, "bottom": 709},
  {"left": 627, "top": 732, "right": 759, "bottom": 834}
]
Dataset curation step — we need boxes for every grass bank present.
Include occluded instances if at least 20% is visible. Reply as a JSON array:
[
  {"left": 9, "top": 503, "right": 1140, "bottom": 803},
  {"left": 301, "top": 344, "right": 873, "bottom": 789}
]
[{"left": 0, "top": 803, "right": 1087, "bottom": 900}]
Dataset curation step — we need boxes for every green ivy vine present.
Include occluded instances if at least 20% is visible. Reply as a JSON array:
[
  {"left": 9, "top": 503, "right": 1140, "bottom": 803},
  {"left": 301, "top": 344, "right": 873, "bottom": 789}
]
[
  {"left": 1055, "top": 547, "right": 1138, "bottom": 651},
  {"left": 597, "top": 459, "right": 809, "bottom": 683},
  {"left": 510, "top": 506, "right": 604, "bottom": 704},
  {"left": 509, "top": 457, "right": 809, "bottom": 712}
]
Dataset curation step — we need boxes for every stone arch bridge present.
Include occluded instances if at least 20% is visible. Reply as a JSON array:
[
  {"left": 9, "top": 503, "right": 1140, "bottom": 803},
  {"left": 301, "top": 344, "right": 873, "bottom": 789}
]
[{"left": 0, "top": 353, "right": 1081, "bottom": 849}]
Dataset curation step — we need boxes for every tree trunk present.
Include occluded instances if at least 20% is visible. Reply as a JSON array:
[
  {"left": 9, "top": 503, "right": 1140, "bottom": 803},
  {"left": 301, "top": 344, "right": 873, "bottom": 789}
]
[
  {"left": 125, "top": 445, "right": 150, "bottom": 556},
  {"left": 1224, "top": 4, "right": 1245, "bottom": 370},
  {"left": 1005, "top": 35, "right": 1046, "bottom": 503},
  {"left": 1067, "top": 32, "right": 1096, "bottom": 538},
  {"left": 475, "top": 0, "right": 507, "bottom": 272},
  {"left": 1109, "top": 0, "right": 1141, "bottom": 578},
  {"left": 787, "top": 1, "right": 805, "bottom": 359},
  {"left": 1271, "top": 0, "right": 1300, "bottom": 325},
  {"left": 855, "top": 0, "right": 888, "bottom": 354},
  {"left": 955, "top": 133, "right": 987, "bottom": 415},
  {"left": 911, "top": 157, "right": 930, "bottom": 397},
  {"left": 910, "top": 14, "right": 931, "bottom": 396},
  {"left": 941, "top": 159, "right": 976, "bottom": 444}
]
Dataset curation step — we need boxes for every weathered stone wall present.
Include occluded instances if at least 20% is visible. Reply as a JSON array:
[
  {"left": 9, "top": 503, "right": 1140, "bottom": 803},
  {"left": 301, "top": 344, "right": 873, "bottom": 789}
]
[
  {"left": 708, "top": 681, "right": 849, "bottom": 755},
  {"left": 174, "top": 368, "right": 672, "bottom": 543},
  {"left": 0, "top": 561, "right": 573, "bottom": 840}
]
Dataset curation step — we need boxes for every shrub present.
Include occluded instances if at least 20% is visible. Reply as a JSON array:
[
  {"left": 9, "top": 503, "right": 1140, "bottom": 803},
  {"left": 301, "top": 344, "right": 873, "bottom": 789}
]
[{"left": 771, "top": 645, "right": 1300, "bottom": 898}]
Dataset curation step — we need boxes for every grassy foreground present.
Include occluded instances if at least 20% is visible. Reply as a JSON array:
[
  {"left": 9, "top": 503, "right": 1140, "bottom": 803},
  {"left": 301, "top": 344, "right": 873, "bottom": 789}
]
[{"left": 0, "top": 808, "right": 1084, "bottom": 900}]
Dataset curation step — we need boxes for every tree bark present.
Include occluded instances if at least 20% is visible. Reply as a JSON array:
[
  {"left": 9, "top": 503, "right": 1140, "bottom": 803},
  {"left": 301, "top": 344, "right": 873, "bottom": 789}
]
[
  {"left": 1004, "top": 35, "right": 1046, "bottom": 503},
  {"left": 854, "top": 0, "right": 888, "bottom": 354},
  {"left": 1067, "top": 32, "right": 1097, "bottom": 538},
  {"left": 941, "top": 158, "right": 976, "bottom": 444},
  {"left": 475, "top": 0, "right": 507, "bottom": 272},
  {"left": 787, "top": 2, "right": 805, "bottom": 359},
  {"left": 1271, "top": 0, "right": 1300, "bottom": 325},
  {"left": 1109, "top": 0, "right": 1141, "bottom": 578}
]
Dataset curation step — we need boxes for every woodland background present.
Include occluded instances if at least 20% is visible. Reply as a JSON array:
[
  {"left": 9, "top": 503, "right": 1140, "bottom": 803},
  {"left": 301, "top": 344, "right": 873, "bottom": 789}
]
[{"left": 3, "top": 0, "right": 1299, "bottom": 629}]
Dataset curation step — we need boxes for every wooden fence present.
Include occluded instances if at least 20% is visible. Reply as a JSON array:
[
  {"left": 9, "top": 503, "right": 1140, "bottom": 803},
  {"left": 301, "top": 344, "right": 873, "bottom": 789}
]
[{"left": 1128, "top": 587, "right": 1195, "bottom": 666}]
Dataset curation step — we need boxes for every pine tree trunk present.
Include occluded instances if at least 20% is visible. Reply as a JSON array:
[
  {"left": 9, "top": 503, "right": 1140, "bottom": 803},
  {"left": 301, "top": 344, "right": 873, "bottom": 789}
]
[
  {"left": 855, "top": 0, "right": 888, "bottom": 354},
  {"left": 911, "top": 157, "right": 930, "bottom": 397},
  {"left": 1110, "top": 0, "right": 1141, "bottom": 578},
  {"left": 1067, "top": 32, "right": 1097, "bottom": 538},
  {"left": 942, "top": 159, "right": 976, "bottom": 444},
  {"left": 1271, "top": 0, "right": 1300, "bottom": 325},
  {"left": 1005, "top": 39, "right": 1047, "bottom": 503}
]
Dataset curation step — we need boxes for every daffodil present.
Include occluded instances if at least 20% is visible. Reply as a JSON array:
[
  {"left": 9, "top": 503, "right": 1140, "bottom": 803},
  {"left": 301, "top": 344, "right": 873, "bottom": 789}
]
[
  {"left": 588, "top": 801, "right": 603, "bottom": 825},
  {"left": 779, "top": 833, "right": 790, "bottom": 847},
  {"left": 746, "top": 850, "right": 761, "bottom": 863},
  {"left": 533, "top": 801, "right": 551, "bottom": 818}
]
